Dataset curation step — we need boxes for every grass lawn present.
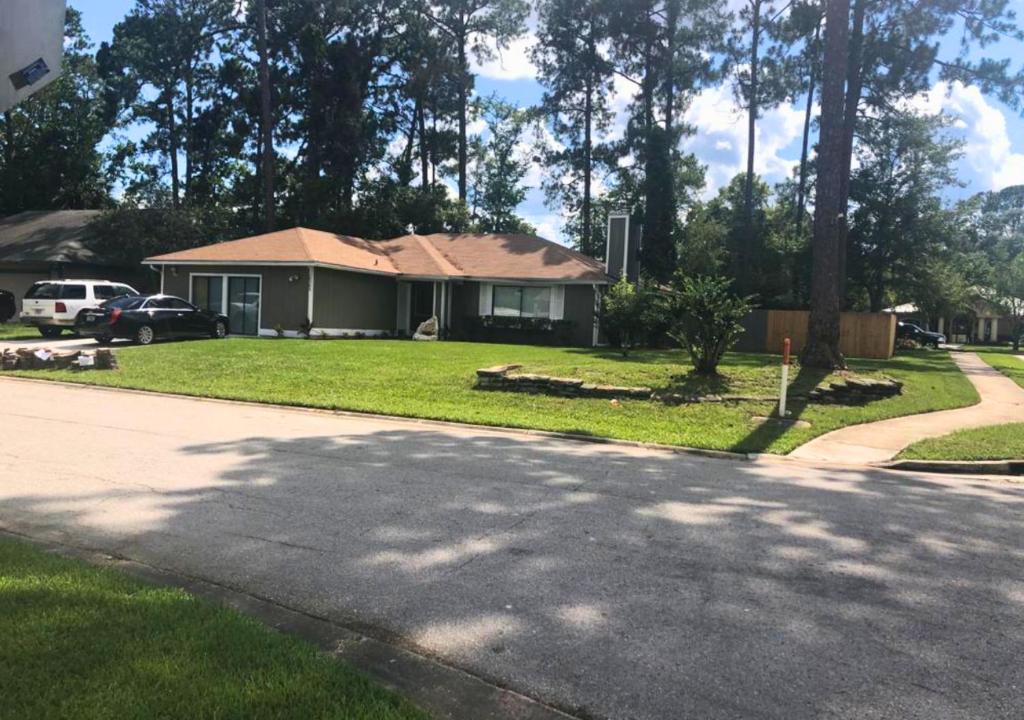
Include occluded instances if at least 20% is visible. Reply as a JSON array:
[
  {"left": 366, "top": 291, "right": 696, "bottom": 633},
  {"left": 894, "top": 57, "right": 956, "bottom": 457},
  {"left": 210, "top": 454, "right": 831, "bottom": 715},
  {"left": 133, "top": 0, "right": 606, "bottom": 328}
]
[
  {"left": 5, "top": 338, "right": 978, "bottom": 454},
  {"left": 0, "top": 322, "right": 42, "bottom": 341},
  {"left": 898, "top": 423, "right": 1024, "bottom": 461},
  {"left": 0, "top": 537, "right": 428, "bottom": 720}
]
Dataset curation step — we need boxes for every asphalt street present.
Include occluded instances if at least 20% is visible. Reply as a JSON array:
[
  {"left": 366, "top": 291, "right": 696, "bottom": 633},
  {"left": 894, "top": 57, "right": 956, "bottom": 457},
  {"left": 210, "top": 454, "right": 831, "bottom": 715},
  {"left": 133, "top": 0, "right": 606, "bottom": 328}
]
[{"left": 1, "top": 378, "right": 1021, "bottom": 719}]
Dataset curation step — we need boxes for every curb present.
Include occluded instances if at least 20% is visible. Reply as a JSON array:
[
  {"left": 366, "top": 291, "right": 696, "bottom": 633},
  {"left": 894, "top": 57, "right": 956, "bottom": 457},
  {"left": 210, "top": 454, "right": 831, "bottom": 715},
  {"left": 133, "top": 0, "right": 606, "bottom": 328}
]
[
  {"left": 0, "top": 527, "right": 582, "bottom": 720},
  {"left": 876, "top": 459, "right": 1024, "bottom": 477},
  {"left": 0, "top": 374, "right": 755, "bottom": 464}
]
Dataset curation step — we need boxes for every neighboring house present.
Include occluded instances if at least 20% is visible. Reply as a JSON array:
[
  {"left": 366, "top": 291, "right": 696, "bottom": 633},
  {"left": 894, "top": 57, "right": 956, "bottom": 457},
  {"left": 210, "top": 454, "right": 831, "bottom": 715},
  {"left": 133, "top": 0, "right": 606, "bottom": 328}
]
[
  {"left": 145, "top": 227, "right": 614, "bottom": 346},
  {"left": 0, "top": 210, "right": 149, "bottom": 317},
  {"left": 889, "top": 297, "right": 1020, "bottom": 344}
]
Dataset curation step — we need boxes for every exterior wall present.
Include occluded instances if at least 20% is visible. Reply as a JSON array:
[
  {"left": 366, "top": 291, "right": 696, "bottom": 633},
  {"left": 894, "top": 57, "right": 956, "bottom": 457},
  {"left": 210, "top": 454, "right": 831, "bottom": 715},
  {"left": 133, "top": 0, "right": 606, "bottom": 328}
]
[
  {"left": 312, "top": 267, "right": 397, "bottom": 332},
  {"left": 161, "top": 264, "right": 309, "bottom": 333},
  {"left": 451, "top": 281, "right": 598, "bottom": 347}
]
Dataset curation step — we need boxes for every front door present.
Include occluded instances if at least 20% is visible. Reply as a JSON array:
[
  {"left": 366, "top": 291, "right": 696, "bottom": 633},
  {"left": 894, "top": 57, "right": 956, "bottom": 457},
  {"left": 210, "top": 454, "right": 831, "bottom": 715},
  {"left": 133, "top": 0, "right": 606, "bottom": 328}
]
[
  {"left": 410, "top": 281, "right": 433, "bottom": 332},
  {"left": 227, "top": 276, "right": 260, "bottom": 336}
]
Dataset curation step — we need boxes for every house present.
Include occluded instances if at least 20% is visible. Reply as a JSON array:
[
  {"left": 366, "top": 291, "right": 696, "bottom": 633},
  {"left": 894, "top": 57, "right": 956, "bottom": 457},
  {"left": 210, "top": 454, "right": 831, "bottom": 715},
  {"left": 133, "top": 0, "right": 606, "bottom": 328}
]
[
  {"left": 0, "top": 210, "right": 150, "bottom": 317},
  {"left": 145, "top": 227, "right": 617, "bottom": 346},
  {"left": 889, "top": 297, "right": 1020, "bottom": 344}
]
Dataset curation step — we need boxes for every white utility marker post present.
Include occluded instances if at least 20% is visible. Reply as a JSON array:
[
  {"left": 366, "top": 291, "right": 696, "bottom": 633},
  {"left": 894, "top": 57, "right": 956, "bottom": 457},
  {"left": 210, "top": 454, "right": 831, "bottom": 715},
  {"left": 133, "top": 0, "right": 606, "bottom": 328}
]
[{"left": 779, "top": 337, "right": 791, "bottom": 417}]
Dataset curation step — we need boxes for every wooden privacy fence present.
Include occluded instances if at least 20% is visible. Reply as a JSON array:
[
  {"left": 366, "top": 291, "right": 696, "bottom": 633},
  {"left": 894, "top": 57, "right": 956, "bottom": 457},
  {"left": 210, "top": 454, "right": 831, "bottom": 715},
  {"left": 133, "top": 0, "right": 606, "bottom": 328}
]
[{"left": 738, "top": 309, "right": 897, "bottom": 359}]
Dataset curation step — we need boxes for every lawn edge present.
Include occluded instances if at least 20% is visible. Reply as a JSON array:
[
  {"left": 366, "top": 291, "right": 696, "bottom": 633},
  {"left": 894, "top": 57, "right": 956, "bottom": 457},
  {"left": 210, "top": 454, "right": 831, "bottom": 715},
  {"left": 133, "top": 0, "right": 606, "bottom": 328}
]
[
  {"left": 0, "top": 526, "right": 581, "bottom": 720},
  {"left": 0, "top": 374, "right": 756, "bottom": 463}
]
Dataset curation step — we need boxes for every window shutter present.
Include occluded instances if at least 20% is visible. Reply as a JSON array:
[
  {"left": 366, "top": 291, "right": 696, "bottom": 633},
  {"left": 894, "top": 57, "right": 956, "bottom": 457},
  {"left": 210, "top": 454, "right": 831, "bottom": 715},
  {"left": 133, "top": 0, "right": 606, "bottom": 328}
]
[
  {"left": 478, "top": 282, "right": 493, "bottom": 315},
  {"left": 550, "top": 285, "right": 565, "bottom": 320}
]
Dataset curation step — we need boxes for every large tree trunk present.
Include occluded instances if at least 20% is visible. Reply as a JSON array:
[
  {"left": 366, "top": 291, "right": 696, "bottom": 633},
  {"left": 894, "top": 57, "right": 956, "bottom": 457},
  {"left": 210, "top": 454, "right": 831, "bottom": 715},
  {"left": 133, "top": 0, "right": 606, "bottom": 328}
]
[
  {"left": 802, "top": 0, "right": 850, "bottom": 369},
  {"left": 184, "top": 70, "right": 194, "bottom": 205},
  {"left": 257, "top": 0, "right": 275, "bottom": 232},
  {"left": 836, "top": 0, "right": 865, "bottom": 307},
  {"left": 418, "top": 101, "right": 429, "bottom": 189},
  {"left": 582, "top": 24, "right": 595, "bottom": 256},
  {"left": 457, "top": 31, "right": 468, "bottom": 202}
]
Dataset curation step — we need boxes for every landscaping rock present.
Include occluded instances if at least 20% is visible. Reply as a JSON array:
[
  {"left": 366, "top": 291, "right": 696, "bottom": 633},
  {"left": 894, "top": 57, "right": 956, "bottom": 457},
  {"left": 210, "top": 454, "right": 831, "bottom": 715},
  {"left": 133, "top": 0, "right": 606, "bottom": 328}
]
[
  {"left": 413, "top": 316, "right": 439, "bottom": 341},
  {"left": 810, "top": 376, "right": 902, "bottom": 404},
  {"left": 476, "top": 364, "right": 522, "bottom": 378}
]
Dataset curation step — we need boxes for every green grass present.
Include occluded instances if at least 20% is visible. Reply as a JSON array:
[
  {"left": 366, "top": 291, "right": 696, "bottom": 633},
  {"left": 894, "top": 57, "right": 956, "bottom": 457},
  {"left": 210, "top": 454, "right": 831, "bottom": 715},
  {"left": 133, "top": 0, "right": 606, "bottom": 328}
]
[
  {"left": 0, "top": 537, "right": 429, "bottom": 720},
  {"left": 898, "top": 423, "right": 1024, "bottom": 461},
  {"left": 6, "top": 339, "right": 979, "bottom": 454},
  {"left": 0, "top": 322, "right": 42, "bottom": 341}
]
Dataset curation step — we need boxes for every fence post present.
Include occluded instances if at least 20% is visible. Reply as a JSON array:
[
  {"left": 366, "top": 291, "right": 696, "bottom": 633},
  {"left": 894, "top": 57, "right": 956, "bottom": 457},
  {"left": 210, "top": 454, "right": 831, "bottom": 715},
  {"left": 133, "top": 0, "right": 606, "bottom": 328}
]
[{"left": 779, "top": 337, "right": 791, "bottom": 417}]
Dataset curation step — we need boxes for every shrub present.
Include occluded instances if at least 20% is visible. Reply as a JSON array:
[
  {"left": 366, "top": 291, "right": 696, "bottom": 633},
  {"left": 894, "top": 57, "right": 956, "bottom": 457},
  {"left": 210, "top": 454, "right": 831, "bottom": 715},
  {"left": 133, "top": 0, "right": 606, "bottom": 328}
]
[
  {"left": 601, "top": 277, "right": 662, "bottom": 355},
  {"left": 668, "top": 275, "right": 753, "bottom": 375}
]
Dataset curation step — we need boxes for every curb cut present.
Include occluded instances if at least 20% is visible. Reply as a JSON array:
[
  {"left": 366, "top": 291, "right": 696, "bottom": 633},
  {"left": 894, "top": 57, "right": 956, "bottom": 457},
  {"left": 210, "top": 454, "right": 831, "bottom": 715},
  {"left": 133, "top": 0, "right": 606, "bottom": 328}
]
[
  {"left": 0, "top": 528, "right": 582, "bottom": 720},
  {"left": 876, "top": 459, "right": 1024, "bottom": 477}
]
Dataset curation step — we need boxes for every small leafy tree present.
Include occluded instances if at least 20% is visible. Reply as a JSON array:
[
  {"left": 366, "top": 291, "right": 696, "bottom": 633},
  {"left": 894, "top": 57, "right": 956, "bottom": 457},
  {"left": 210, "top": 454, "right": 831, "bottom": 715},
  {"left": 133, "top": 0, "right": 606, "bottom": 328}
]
[
  {"left": 669, "top": 276, "right": 753, "bottom": 375},
  {"left": 601, "top": 277, "right": 660, "bottom": 356}
]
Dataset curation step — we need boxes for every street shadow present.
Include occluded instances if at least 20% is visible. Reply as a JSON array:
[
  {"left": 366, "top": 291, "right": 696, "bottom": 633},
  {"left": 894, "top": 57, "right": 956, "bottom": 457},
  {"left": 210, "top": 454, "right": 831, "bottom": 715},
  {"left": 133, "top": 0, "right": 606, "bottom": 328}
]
[{"left": 3, "top": 424, "right": 1023, "bottom": 719}]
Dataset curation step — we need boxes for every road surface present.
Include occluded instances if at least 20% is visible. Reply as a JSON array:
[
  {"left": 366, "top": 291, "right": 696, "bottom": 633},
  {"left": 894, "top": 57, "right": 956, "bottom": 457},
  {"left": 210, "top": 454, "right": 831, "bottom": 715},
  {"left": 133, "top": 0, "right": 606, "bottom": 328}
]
[{"left": 1, "top": 378, "right": 1021, "bottom": 719}]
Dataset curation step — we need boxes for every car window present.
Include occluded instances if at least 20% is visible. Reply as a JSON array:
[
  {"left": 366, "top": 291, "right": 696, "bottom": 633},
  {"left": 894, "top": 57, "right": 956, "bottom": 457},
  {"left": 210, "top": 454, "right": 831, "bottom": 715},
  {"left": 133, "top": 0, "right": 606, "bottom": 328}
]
[
  {"left": 59, "top": 284, "right": 87, "bottom": 300},
  {"left": 112, "top": 285, "right": 138, "bottom": 297},
  {"left": 93, "top": 285, "right": 116, "bottom": 300},
  {"left": 25, "top": 283, "right": 60, "bottom": 299},
  {"left": 146, "top": 297, "right": 172, "bottom": 309},
  {"left": 165, "top": 297, "right": 194, "bottom": 310},
  {"left": 108, "top": 296, "right": 147, "bottom": 310}
]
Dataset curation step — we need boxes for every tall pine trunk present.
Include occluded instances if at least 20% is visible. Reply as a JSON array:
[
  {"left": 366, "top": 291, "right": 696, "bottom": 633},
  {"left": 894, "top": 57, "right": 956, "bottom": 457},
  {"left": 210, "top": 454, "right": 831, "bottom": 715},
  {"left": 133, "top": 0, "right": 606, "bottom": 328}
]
[
  {"left": 418, "top": 102, "right": 429, "bottom": 189},
  {"left": 457, "top": 29, "right": 468, "bottom": 202},
  {"left": 835, "top": 0, "right": 865, "bottom": 306},
  {"left": 167, "top": 94, "right": 180, "bottom": 209},
  {"left": 743, "top": 0, "right": 761, "bottom": 224},
  {"left": 257, "top": 0, "right": 275, "bottom": 232},
  {"left": 794, "top": 24, "right": 819, "bottom": 231},
  {"left": 802, "top": 0, "right": 850, "bottom": 369}
]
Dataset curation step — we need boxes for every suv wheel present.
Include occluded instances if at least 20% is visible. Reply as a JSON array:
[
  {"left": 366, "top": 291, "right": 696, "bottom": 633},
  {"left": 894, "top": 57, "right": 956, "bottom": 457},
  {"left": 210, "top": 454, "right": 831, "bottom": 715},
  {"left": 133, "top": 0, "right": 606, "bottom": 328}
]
[
  {"left": 38, "top": 326, "right": 62, "bottom": 338},
  {"left": 135, "top": 325, "right": 155, "bottom": 346}
]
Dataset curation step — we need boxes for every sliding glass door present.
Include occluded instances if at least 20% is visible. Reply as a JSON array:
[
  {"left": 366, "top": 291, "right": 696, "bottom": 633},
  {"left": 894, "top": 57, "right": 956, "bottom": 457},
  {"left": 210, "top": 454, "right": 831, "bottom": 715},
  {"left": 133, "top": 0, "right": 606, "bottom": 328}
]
[{"left": 227, "top": 276, "right": 260, "bottom": 336}]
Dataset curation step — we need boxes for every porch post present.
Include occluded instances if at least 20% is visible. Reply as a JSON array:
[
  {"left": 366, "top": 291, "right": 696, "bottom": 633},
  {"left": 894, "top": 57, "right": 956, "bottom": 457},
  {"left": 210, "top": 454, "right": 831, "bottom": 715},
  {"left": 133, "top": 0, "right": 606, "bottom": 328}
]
[
  {"left": 977, "top": 317, "right": 985, "bottom": 341},
  {"left": 991, "top": 318, "right": 998, "bottom": 342},
  {"left": 937, "top": 317, "right": 944, "bottom": 335}
]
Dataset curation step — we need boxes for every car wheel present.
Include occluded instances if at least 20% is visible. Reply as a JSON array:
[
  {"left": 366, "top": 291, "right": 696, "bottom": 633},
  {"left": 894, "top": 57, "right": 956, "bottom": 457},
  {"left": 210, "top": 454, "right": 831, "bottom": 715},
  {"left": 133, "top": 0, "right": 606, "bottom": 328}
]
[
  {"left": 38, "top": 326, "right": 62, "bottom": 338},
  {"left": 135, "top": 325, "right": 155, "bottom": 346},
  {"left": 212, "top": 320, "right": 228, "bottom": 339}
]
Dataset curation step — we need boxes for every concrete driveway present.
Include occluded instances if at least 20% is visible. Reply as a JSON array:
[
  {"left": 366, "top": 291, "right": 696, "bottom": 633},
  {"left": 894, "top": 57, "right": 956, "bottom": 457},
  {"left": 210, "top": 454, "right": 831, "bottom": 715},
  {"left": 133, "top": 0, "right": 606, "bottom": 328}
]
[{"left": 1, "top": 379, "right": 1022, "bottom": 720}]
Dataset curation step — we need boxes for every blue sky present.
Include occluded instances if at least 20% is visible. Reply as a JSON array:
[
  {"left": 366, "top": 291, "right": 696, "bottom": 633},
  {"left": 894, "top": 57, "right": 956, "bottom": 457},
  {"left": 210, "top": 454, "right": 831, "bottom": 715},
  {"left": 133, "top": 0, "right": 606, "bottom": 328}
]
[{"left": 75, "top": 0, "right": 1024, "bottom": 243}]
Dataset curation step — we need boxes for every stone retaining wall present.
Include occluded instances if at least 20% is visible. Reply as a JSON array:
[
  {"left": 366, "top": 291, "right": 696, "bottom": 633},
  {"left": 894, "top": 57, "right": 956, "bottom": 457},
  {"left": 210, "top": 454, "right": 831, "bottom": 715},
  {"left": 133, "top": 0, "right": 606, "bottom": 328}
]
[
  {"left": 1, "top": 348, "right": 118, "bottom": 371},
  {"left": 475, "top": 365, "right": 653, "bottom": 400}
]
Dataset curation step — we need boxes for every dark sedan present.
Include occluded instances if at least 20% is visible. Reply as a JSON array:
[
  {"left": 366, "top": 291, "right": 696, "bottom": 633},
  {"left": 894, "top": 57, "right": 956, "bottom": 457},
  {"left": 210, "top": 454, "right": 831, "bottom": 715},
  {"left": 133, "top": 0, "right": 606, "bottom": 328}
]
[
  {"left": 75, "top": 294, "right": 229, "bottom": 345},
  {"left": 897, "top": 321, "right": 945, "bottom": 349}
]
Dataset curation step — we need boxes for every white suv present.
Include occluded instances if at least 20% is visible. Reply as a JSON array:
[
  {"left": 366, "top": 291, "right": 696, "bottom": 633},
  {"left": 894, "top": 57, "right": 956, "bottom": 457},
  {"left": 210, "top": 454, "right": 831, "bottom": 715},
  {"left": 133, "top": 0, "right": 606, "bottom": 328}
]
[{"left": 20, "top": 280, "right": 139, "bottom": 337}]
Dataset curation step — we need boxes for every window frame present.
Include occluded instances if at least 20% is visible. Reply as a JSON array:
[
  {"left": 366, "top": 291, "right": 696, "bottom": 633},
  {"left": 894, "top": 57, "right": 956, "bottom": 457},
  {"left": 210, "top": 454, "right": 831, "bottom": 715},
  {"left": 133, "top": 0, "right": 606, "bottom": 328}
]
[{"left": 491, "top": 284, "right": 553, "bottom": 320}]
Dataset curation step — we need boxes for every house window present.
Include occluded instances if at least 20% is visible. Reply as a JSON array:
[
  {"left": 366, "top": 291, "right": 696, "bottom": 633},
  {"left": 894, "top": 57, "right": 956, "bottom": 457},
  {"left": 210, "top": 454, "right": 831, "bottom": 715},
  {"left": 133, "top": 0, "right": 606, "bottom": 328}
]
[
  {"left": 493, "top": 286, "right": 552, "bottom": 319},
  {"left": 191, "top": 275, "right": 223, "bottom": 313}
]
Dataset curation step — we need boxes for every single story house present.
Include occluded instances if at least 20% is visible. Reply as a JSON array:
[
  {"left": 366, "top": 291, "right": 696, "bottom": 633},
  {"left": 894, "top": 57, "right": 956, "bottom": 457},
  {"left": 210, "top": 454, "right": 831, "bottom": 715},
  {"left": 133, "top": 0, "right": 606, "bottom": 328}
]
[
  {"left": 145, "top": 227, "right": 617, "bottom": 346},
  {"left": 889, "top": 296, "right": 1021, "bottom": 345},
  {"left": 0, "top": 210, "right": 150, "bottom": 317}
]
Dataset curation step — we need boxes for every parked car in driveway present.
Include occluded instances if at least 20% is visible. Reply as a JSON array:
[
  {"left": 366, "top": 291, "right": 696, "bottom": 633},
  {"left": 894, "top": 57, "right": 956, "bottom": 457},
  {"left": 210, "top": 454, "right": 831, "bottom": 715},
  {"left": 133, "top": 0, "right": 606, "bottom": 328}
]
[
  {"left": 897, "top": 321, "right": 945, "bottom": 349},
  {"left": 74, "top": 294, "right": 229, "bottom": 345},
  {"left": 20, "top": 280, "right": 139, "bottom": 337}
]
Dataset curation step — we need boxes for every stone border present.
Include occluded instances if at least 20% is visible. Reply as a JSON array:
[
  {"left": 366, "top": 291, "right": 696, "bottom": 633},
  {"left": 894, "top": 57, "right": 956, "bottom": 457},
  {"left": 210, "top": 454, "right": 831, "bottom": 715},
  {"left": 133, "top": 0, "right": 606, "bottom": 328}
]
[
  {"left": 1, "top": 347, "right": 117, "bottom": 371},
  {"left": 0, "top": 527, "right": 580, "bottom": 720},
  {"left": 475, "top": 365, "right": 653, "bottom": 400}
]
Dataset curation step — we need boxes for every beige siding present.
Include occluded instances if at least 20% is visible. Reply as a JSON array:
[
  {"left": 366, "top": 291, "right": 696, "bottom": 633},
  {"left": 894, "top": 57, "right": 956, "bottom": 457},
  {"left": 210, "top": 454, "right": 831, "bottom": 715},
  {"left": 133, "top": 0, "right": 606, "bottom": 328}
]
[{"left": 312, "top": 267, "right": 397, "bottom": 331}]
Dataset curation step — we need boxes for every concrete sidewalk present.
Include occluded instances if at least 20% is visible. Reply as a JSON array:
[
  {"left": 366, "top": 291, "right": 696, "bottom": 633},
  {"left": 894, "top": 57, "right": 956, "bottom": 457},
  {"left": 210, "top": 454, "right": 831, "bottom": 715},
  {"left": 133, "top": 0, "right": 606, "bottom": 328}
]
[{"left": 790, "top": 352, "right": 1024, "bottom": 464}]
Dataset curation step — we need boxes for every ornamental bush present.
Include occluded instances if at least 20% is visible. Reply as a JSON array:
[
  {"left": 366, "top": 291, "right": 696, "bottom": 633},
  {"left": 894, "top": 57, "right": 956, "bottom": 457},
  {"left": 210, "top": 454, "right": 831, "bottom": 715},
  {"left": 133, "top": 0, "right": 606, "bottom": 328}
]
[
  {"left": 668, "top": 275, "right": 753, "bottom": 375},
  {"left": 601, "top": 277, "right": 662, "bottom": 355}
]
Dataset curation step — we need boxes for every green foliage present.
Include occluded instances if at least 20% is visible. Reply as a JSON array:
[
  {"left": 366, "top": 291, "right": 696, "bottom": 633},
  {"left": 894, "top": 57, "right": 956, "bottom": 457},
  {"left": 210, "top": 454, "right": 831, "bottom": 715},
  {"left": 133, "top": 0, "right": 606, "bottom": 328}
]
[
  {"left": 86, "top": 206, "right": 240, "bottom": 266},
  {"left": 468, "top": 96, "right": 536, "bottom": 234},
  {"left": 601, "top": 277, "right": 662, "bottom": 355},
  {"left": 0, "top": 8, "right": 112, "bottom": 213},
  {"left": 668, "top": 275, "right": 753, "bottom": 375}
]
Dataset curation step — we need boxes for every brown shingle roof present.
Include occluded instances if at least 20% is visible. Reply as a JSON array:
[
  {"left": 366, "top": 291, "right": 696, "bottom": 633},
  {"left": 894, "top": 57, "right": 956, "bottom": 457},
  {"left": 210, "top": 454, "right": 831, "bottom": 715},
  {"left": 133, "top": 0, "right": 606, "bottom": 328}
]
[
  {"left": 145, "top": 227, "right": 609, "bottom": 283},
  {"left": 147, "top": 227, "right": 398, "bottom": 275}
]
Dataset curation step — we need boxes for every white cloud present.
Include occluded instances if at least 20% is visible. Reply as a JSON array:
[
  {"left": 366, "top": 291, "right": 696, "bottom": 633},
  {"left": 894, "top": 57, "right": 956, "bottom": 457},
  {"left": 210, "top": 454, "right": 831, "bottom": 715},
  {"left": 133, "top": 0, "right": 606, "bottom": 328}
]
[
  {"left": 472, "top": 35, "right": 538, "bottom": 81},
  {"left": 908, "top": 80, "right": 1024, "bottom": 192}
]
